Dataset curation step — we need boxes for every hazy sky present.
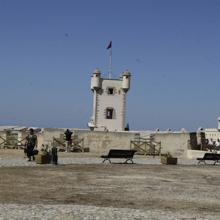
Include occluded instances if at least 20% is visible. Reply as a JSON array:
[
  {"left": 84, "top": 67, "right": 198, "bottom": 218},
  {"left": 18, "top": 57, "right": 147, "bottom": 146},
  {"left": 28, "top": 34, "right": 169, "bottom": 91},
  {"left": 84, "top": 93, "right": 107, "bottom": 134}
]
[{"left": 0, "top": 0, "right": 220, "bottom": 131}]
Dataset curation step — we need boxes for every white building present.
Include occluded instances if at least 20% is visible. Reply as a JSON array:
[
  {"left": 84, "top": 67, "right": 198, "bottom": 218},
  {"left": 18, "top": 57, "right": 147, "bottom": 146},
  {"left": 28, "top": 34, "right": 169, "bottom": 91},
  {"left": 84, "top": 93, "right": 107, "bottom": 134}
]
[
  {"left": 88, "top": 68, "right": 131, "bottom": 131},
  {"left": 203, "top": 117, "right": 220, "bottom": 141},
  {"left": 204, "top": 128, "right": 220, "bottom": 141}
]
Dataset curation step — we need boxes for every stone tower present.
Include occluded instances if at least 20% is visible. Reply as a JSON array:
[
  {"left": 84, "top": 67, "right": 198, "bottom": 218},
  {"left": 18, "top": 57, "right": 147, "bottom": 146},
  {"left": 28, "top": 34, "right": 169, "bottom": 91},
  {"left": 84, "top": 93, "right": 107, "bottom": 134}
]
[{"left": 88, "top": 68, "right": 131, "bottom": 131}]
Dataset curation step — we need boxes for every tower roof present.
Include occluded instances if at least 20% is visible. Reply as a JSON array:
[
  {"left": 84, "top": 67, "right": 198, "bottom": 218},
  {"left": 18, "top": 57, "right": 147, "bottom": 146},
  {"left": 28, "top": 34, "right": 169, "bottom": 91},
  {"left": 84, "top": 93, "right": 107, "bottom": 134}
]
[
  {"left": 122, "top": 70, "right": 131, "bottom": 77},
  {"left": 93, "top": 68, "right": 101, "bottom": 75}
]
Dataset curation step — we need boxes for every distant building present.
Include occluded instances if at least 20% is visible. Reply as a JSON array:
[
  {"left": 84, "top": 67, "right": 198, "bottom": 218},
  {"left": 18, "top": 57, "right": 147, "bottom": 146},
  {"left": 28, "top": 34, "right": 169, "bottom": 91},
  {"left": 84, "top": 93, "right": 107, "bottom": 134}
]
[
  {"left": 204, "top": 128, "right": 220, "bottom": 141},
  {"left": 88, "top": 68, "right": 131, "bottom": 131},
  {"left": 204, "top": 117, "right": 220, "bottom": 141}
]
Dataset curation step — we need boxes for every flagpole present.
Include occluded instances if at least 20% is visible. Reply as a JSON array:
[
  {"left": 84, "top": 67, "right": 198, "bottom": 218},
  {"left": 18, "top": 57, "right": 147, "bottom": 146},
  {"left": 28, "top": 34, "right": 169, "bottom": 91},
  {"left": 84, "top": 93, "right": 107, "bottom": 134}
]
[
  {"left": 109, "top": 47, "right": 112, "bottom": 79},
  {"left": 107, "top": 41, "right": 112, "bottom": 79}
]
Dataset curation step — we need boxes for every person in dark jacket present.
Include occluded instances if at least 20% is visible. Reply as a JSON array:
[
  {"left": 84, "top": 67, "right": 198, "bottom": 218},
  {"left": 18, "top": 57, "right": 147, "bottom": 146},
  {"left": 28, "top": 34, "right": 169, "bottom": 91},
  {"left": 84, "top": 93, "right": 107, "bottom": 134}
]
[
  {"left": 51, "top": 145, "right": 58, "bottom": 165},
  {"left": 25, "top": 128, "right": 37, "bottom": 161},
  {"left": 64, "top": 129, "right": 73, "bottom": 152}
]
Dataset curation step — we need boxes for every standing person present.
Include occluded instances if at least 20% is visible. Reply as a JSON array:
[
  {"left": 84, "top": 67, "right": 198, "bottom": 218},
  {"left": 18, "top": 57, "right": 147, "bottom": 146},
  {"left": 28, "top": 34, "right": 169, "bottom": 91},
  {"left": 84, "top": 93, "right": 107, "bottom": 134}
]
[
  {"left": 64, "top": 129, "right": 73, "bottom": 152},
  {"left": 215, "top": 139, "right": 220, "bottom": 151},
  {"left": 51, "top": 144, "right": 58, "bottom": 165},
  {"left": 25, "top": 128, "right": 38, "bottom": 161},
  {"left": 208, "top": 138, "right": 214, "bottom": 151}
]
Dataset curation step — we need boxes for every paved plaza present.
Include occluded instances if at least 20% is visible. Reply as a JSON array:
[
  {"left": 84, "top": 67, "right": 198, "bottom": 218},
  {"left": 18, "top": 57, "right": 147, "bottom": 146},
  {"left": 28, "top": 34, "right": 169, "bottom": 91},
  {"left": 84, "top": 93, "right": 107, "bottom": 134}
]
[{"left": 0, "top": 150, "right": 219, "bottom": 220}]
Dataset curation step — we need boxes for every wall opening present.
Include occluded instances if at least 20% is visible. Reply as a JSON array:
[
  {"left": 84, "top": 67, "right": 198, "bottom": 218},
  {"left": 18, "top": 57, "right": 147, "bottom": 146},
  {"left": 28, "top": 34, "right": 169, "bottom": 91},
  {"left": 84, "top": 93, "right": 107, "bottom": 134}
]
[
  {"left": 107, "top": 87, "right": 114, "bottom": 95},
  {"left": 106, "top": 108, "right": 115, "bottom": 119}
]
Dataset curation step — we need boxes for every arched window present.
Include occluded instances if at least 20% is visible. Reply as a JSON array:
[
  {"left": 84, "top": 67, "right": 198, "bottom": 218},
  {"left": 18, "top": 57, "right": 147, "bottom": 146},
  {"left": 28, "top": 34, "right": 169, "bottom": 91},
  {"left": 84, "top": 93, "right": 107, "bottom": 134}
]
[{"left": 105, "top": 107, "right": 116, "bottom": 119}]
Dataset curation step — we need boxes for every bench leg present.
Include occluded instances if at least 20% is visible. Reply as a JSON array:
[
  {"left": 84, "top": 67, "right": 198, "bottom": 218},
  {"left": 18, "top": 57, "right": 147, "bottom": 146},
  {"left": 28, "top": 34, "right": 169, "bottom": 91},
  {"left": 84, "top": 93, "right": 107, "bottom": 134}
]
[
  {"left": 102, "top": 158, "right": 111, "bottom": 163},
  {"left": 124, "top": 158, "right": 134, "bottom": 164},
  {"left": 197, "top": 160, "right": 206, "bottom": 165},
  {"left": 213, "top": 160, "right": 220, "bottom": 165}
]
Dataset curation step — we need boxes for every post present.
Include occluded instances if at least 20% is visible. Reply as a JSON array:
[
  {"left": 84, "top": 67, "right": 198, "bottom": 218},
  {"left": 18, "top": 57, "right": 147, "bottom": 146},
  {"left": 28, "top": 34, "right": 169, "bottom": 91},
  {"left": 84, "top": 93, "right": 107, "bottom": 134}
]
[
  {"left": 107, "top": 41, "right": 112, "bottom": 79},
  {"left": 109, "top": 47, "right": 112, "bottom": 79}
]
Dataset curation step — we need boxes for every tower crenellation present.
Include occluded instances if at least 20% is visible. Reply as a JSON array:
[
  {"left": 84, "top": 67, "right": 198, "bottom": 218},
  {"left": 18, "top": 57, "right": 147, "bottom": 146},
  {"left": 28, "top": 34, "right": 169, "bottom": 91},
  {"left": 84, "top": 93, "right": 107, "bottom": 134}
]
[{"left": 91, "top": 68, "right": 101, "bottom": 90}]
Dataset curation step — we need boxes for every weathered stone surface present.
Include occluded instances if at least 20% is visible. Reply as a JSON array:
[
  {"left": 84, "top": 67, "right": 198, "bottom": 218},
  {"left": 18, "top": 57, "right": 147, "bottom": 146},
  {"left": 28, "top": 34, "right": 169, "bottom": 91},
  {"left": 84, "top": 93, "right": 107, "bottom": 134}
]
[{"left": 0, "top": 150, "right": 219, "bottom": 219}]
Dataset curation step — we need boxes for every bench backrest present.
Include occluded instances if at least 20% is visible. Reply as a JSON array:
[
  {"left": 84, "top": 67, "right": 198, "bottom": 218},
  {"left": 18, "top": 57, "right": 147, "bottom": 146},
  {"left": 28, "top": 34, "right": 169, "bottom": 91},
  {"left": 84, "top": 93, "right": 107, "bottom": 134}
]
[
  {"left": 204, "top": 153, "right": 220, "bottom": 160},
  {"left": 108, "top": 149, "right": 136, "bottom": 158}
]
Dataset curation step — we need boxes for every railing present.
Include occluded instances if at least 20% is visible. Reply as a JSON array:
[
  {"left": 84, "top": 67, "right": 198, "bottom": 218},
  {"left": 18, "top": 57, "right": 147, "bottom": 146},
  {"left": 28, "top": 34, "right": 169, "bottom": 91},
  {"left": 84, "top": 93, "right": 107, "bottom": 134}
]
[
  {"left": 0, "top": 136, "right": 27, "bottom": 149},
  {"left": 0, "top": 136, "right": 6, "bottom": 149},
  {"left": 130, "top": 136, "right": 161, "bottom": 157},
  {"left": 53, "top": 136, "right": 85, "bottom": 152}
]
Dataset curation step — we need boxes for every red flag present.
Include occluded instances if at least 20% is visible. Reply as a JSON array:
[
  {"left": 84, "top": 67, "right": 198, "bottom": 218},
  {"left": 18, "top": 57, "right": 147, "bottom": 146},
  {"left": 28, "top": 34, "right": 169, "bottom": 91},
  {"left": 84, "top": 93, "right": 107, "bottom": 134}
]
[{"left": 106, "top": 41, "right": 112, "bottom": 49}]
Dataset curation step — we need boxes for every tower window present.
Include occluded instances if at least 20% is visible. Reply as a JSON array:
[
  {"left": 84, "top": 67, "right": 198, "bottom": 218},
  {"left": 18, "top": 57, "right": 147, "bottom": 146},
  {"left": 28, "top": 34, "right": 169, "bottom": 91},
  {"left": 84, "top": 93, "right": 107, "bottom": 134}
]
[
  {"left": 107, "top": 87, "right": 115, "bottom": 95},
  {"left": 106, "top": 108, "right": 115, "bottom": 119}
]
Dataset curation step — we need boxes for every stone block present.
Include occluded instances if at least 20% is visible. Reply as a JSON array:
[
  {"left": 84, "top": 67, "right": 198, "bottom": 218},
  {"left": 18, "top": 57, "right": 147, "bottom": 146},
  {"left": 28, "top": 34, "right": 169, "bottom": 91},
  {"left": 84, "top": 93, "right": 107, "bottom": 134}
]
[
  {"left": 160, "top": 156, "right": 177, "bottom": 165},
  {"left": 36, "top": 154, "right": 51, "bottom": 164}
]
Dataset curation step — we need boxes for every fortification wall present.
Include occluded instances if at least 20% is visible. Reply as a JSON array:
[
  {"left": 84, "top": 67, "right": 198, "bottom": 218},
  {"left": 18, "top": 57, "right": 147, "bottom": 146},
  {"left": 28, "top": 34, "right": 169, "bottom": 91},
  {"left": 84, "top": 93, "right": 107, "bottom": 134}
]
[
  {"left": 39, "top": 129, "right": 139, "bottom": 154},
  {"left": 154, "top": 132, "right": 190, "bottom": 158},
  {"left": 77, "top": 130, "right": 139, "bottom": 154},
  {"left": 0, "top": 128, "right": 192, "bottom": 158},
  {"left": 38, "top": 129, "right": 190, "bottom": 158},
  {"left": 39, "top": 128, "right": 66, "bottom": 147}
]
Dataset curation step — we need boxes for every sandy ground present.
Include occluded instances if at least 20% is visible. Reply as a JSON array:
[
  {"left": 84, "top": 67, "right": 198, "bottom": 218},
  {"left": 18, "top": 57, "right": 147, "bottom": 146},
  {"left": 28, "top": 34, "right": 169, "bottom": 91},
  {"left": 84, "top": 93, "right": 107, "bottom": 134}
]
[{"left": 0, "top": 149, "right": 220, "bottom": 219}]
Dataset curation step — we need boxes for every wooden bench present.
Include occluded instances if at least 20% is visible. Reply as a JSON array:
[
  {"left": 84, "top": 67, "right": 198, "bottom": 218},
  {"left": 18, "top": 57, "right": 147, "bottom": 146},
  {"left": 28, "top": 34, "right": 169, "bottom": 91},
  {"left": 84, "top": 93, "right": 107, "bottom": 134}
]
[
  {"left": 101, "top": 149, "right": 137, "bottom": 164},
  {"left": 197, "top": 153, "right": 220, "bottom": 165}
]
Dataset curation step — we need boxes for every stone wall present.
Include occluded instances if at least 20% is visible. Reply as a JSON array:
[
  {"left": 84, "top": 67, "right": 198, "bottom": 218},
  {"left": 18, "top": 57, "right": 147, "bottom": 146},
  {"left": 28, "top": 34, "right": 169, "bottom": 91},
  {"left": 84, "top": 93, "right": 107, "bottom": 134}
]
[
  {"left": 78, "top": 130, "right": 139, "bottom": 154},
  {"left": 0, "top": 127, "right": 193, "bottom": 158},
  {"left": 38, "top": 128, "right": 66, "bottom": 147},
  {"left": 38, "top": 129, "right": 191, "bottom": 158},
  {"left": 153, "top": 132, "right": 190, "bottom": 158},
  {"left": 39, "top": 129, "right": 139, "bottom": 154}
]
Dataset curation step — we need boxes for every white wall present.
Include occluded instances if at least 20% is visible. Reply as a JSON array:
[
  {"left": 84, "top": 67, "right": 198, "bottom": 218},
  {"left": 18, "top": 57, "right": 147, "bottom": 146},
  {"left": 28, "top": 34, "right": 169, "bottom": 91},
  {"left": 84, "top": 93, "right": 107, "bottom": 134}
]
[
  {"left": 205, "top": 128, "right": 220, "bottom": 141},
  {"left": 0, "top": 128, "right": 192, "bottom": 158},
  {"left": 96, "top": 79, "right": 125, "bottom": 131},
  {"left": 154, "top": 132, "right": 190, "bottom": 158},
  {"left": 38, "top": 129, "right": 190, "bottom": 158}
]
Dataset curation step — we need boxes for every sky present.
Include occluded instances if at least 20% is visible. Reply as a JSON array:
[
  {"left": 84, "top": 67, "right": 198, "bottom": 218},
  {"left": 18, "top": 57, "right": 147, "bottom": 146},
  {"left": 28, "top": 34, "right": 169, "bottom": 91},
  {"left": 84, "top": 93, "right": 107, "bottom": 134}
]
[{"left": 0, "top": 0, "right": 220, "bottom": 131}]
